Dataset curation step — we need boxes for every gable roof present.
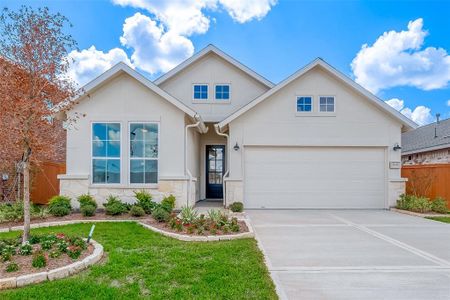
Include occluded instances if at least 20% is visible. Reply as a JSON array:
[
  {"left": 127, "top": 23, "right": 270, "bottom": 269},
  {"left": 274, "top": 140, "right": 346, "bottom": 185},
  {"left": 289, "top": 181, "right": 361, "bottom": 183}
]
[
  {"left": 54, "top": 62, "right": 199, "bottom": 120},
  {"left": 154, "top": 44, "right": 275, "bottom": 88},
  {"left": 217, "top": 58, "right": 418, "bottom": 131},
  {"left": 401, "top": 118, "right": 450, "bottom": 155}
]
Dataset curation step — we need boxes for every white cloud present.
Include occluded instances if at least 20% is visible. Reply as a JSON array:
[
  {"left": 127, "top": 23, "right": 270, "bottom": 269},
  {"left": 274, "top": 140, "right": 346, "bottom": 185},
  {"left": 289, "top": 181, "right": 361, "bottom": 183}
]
[
  {"left": 351, "top": 18, "right": 450, "bottom": 94},
  {"left": 120, "top": 12, "right": 194, "bottom": 74},
  {"left": 218, "top": 0, "right": 278, "bottom": 23},
  {"left": 68, "top": 0, "right": 277, "bottom": 85},
  {"left": 385, "top": 98, "right": 433, "bottom": 125},
  {"left": 112, "top": 0, "right": 215, "bottom": 36},
  {"left": 447, "top": 100, "right": 450, "bottom": 107},
  {"left": 68, "top": 46, "right": 133, "bottom": 86}
]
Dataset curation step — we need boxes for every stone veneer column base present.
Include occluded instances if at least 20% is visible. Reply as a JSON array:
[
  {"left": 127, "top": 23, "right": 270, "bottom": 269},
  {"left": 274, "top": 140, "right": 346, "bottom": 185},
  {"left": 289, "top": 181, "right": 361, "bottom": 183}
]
[
  {"left": 225, "top": 179, "right": 243, "bottom": 207},
  {"left": 388, "top": 178, "right": 406, "bottom": 208}
]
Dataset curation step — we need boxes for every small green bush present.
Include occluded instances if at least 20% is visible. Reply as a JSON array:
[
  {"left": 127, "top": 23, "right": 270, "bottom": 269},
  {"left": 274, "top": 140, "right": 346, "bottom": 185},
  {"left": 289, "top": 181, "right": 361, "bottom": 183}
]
[
  {"left": 431, "top": 197, "right": 448, "bottom": 214},
  {"left": 130, "top": 205, "right": 145, "bottom": 217},
  {"left": 48, "top": 195, "right": 72, "bottom": 217},
  {"left": 229, "top": 202, "right": 244, "bottom": 213},
  {"left": 19, "top": 242, "right": 32, "bottom": 256},
  {"left": 161, "top": 195, "right": 176, "bottom": 212},
  {"left": 32, "top": 252, "right": 47, "bottom": 268},
  {"left": 29, "top": 235, "right": 42, "bottom": 244},
  {"left": 80, "top": 204, "right": 96, "bottom": 217},
  {"left": 397, "top": 194, "right": 432, "bottom": 213},
  {"left": 6, "top": 262, "right": 19, "bottom": 273},
  {"left": 134, "top": 190, "right": 156, "bottom": 214},
  {"left": 31, "top": 204, "right": 49, "bottom": 219},
  {"left": 77, "top": 194, "right": 97, "bottom": 208},
  {"left": 67, "top": 246, "right": 82, "bottom": 259},
  {"left": 152, "top": 206, "right": 170, "bottom": 222},
  {"left": 0, "top": 201, "right": 24, "bottom": 222},
  {"left": 49, "top": 249, "right": 61, "bottom": 258},
  {"left": 104, "top": 195, "right": 127, "bottom": 215}
]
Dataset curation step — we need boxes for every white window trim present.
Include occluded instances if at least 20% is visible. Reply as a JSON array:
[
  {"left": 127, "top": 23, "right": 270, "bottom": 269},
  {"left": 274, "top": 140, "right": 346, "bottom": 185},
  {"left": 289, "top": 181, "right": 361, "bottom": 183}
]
[
  {"left": 128, "top": 121, "right": 160, "bottom": 187},
  {"left": 90, "top": 121, "right": 122, "bottom": 186},
  {"left": 295, "top": 95, "right": 314, "bottom": 115},
  {"left": 318, "top": 95, "right": 336, "bottom": 114},
  {"left": 214, "top": 83, "right": 231, "bottom": 103},
  {"left": 192, "top": 83, "right": 209, "bottom": 102}
]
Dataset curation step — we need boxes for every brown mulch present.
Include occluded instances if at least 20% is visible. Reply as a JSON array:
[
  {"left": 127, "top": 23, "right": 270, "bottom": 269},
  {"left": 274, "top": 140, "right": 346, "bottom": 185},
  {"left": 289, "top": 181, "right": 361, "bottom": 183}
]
[
  {"left": 0, "top": 212, "right": 250, "bottom": 236},
  {"left": 144, "top": 218, "right": 249, "bottom": 236},
  {"left": 0, "top": 244, "right": 94, "bottom": 278}
]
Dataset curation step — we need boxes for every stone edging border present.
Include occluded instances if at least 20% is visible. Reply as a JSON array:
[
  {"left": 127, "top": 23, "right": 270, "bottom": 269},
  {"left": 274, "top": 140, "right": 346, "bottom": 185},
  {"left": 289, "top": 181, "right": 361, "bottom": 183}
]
[
  {"left": 0, "top": 218, "right": 255, "bottom": 242},
  {"left": 390, "top": 208, "right": 449, "bottom": 218},
  {"left": 0, "top": 239, "right": 103, "bottom": 290}
]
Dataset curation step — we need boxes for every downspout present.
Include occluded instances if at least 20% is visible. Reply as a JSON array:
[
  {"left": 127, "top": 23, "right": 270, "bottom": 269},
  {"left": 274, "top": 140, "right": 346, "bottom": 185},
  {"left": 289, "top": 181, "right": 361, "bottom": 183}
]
[
  {"left": 185, "top": 114, "right": 207, "bottom": 207},
  {"left": 214, "top": 124, "right": 229, "bottom": 208}
]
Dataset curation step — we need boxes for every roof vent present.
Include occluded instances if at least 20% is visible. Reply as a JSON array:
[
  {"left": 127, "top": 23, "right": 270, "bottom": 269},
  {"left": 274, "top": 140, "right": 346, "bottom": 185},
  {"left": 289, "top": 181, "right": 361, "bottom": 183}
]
[{"left": 434, "top": 113, "right": 441, "bottom": 138}]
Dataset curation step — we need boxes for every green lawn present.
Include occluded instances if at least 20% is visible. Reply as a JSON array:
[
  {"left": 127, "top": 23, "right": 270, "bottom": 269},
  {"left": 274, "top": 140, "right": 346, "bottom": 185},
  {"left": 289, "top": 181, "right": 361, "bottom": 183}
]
[
  {"left": 0, "top": 222, "right": 277, "bottom": 299},
  {"left": 426, "top": 216, "right": 450, "bottom": 223}
]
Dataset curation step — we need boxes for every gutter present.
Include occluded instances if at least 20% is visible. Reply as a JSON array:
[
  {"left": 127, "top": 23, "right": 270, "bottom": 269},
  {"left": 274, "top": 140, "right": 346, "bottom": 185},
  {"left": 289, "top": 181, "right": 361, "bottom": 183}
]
[
  {"left": 185, "top": 114, "right": 208, "bottom": 207},
  {"left": 214, "top": 124, "right": 230, "bottom": 208}
]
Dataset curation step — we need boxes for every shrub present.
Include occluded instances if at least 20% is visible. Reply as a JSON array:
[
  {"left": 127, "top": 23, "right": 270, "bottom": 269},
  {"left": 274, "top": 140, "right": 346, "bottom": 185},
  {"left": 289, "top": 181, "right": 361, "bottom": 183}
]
[
  {"left": 180, "top": 206, "right": 198, "bottom": 225},
  {"left": 67, "top": 245, "right": 82, "bottom": 259},
  {"left": 152, "top": 206, "right": 170, "bottom": 222},
  {"left": 397, "top": 194, "right": 432, "bottom": 213},
  {"left": 130, "top": 205, "right": 145, "bottom": 217},
  {"left": 32, "top": 252, "right": 47, "bottom": 268},
  {"left": 19, "top": 242, "right": 33, "bottom": 255},
  {"left": 70, "top": 237, "right": 87, "bottom": 250},
  {"left": 57, "top": 240, "right": 68, "bottom": 252},
  {"left": 229, "top": 202, "right": 244, "bottom": 213},
  {"left": 1, "top": 252, "right": 11, "bottom": 262},
  {"left": 104, "top": 195, "right": 127, "bottom": 215},
  {"left": 77, "top": 194, "right": 97, "bottom": 208},
  {"left": 134, "top": 190, "right": 156, "bottom": 214},
  {"left": 6, "top": 262, "right": 19, "bottom": 272},
  {"left": 0, "top": 201, "right": 24, "bottom": 222},
  {"left": 80, "top": 204, "right": 96, "bottom": 217},
  {"left": 431, "top": 197, "right": 448, "bottom": 214},
  {"left": 230, "top": 217, "right": 240, "bottom": 232},
  {"left": 49, "top": 249, "right": 61, "bottom": 258},
  {"left": 31, "top": 204, "right": 48, "bottom": 219},
  {"left": 29, "top": 235, "right": 42, "bottom": 244},
  {"left": 161, "top": 195, "right": 176, "bottom": 212},
  {"left": 48, "top": 195, "right": 72, "bottom": 217}
]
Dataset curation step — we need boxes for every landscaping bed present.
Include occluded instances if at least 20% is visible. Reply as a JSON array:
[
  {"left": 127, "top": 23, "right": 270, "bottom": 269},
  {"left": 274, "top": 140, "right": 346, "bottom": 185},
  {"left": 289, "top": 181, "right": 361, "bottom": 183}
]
[
  {"left": 0, "top": 233, "right": 93, "bottom": 278},
  {"left": 0, "top": 222, "right": 276, "bottom": 299}
]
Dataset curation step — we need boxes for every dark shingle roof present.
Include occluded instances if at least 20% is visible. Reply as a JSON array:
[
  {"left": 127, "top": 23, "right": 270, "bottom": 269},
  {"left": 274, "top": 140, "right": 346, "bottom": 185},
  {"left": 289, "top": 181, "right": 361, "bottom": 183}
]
[{"left": 402, "top": 117, "right": 450, "bottom": 154}]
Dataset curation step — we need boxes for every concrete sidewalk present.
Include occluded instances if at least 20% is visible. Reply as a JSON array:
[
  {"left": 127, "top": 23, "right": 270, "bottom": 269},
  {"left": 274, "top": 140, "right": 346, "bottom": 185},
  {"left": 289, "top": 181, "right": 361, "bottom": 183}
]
[{"left": 247, "top": 210, "right": 450, "bottom": 300}]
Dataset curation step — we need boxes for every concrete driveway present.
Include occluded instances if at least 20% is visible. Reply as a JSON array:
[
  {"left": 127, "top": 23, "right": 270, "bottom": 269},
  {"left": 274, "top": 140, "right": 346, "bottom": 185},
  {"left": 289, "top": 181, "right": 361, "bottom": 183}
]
[{"left": 247, "top": 210, "right": 450, "bottom": 300}]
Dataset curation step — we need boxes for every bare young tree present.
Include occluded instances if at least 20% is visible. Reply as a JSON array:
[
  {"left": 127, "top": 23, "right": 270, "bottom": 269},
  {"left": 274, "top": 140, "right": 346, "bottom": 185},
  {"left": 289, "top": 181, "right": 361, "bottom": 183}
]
[{"left": 0, "top": 6, "right": 77, "bottom": 242}]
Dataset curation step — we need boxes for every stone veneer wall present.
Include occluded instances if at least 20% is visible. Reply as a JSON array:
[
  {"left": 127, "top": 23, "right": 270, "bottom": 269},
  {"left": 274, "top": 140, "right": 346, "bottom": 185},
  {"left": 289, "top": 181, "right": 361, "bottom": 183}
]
[
  {"left": 59, "top": 176, "right": 192, "bottom": 210},
  {"left": 224, "top": 180, "right": 243, "bottom": 207},
  {"left": 388, "top": 179, "right": 406, "bottom": 208}
]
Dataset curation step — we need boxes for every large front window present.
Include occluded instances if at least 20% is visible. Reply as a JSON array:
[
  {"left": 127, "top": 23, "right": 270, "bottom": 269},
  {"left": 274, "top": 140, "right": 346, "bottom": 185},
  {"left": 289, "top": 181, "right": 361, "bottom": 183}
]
[
  {"left": 92, "top": 123, "right": 121, "bottom": 184},
  {"left": 130, "top": 123, "right": 158, "bottom": 184}
]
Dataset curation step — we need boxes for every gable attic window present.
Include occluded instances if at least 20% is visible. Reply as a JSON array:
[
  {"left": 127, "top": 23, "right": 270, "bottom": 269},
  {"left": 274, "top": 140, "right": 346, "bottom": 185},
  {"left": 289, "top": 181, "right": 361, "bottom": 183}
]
[
  {"left": 319, "top": 96, "right": 335, "bottom": 112},
  {"left": 193, "top": 84, "right": 208, "bottom": 100},
  {"left": 92, "top": 123, "right": 121, "bottom": 184},
  {"left": 215, "top": 84, "right": 230, "bottom": 100},
  {"left": 296, "top": 96, "right": 312, "bottom": 112}
]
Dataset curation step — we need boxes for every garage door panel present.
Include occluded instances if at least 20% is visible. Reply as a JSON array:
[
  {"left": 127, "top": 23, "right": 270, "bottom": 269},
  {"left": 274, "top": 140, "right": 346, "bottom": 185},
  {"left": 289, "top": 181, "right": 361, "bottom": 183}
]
[{"left": 244, "top": 147, "right": 386, "bottom": 209}]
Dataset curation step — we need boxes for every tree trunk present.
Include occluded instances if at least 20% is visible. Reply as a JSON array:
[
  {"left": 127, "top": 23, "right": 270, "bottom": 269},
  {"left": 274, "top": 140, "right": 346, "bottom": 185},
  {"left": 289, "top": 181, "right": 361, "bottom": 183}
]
[{"left": 22, "top": 159, "right": 31, "bottom": 244}]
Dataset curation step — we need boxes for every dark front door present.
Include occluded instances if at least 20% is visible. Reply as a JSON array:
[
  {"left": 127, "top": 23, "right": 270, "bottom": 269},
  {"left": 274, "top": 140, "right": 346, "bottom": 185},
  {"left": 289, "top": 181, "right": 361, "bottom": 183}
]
[{"left": 206, "top": 145, "right": 225, "bottom": 199}]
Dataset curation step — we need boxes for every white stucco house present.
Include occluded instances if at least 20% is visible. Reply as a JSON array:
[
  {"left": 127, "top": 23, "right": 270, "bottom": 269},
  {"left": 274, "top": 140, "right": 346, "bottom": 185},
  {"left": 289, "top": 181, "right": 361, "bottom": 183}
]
[{"left": 58, "top": 44, "right": 417, "bottom": 209}]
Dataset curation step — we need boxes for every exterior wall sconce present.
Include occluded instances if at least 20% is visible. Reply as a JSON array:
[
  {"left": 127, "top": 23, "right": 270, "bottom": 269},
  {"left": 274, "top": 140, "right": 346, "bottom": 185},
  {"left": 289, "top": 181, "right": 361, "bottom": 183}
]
[
  {"left": 233, "top": 142, "right": 240, "bottom": 151},
  {"left": 393, "top": 143, "right": 402, "bottom": 151}
]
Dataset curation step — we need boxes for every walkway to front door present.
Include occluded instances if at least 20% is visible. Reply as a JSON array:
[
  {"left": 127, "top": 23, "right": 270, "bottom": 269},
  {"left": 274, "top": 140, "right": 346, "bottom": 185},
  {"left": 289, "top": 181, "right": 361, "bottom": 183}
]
[{"left": 205, "top": 145, "right": 225, "bottom": 199}]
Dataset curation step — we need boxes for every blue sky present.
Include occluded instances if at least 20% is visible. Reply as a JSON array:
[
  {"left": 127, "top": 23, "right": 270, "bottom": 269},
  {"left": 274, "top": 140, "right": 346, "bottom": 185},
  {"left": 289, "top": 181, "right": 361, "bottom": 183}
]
[{"left": 2, "top": 0, "right": 450, "bottom": 125}]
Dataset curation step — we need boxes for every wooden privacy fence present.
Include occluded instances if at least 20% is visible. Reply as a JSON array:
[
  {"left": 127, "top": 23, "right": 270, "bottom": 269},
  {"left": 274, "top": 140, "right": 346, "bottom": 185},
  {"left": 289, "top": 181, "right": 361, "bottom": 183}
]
[
  {"left": 401, "top": 164, "right": 450, "bottom": 208},
  {"left": 31, "top": 161, "right": 66, "bottom": 204}
]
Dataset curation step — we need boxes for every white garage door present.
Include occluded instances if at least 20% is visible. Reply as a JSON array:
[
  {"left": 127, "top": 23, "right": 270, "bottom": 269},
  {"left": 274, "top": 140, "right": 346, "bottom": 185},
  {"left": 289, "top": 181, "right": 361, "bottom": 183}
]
[{"left": 244, "top": 147, "right": 386, "bottom": 209}]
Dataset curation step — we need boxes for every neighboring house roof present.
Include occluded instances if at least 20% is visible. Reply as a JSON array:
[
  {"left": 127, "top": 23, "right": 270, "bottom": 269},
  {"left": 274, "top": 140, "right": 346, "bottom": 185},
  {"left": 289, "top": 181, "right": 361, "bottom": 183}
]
[
  {"left": 217, "top": 58, "right": 418, "bottom": 131},
  {"left": 154, "top": 44, "right": 275, "bottom": 88},
  {"left": 401, "top": 118, "right": 450, "bottom": 155},
  {"left": 55, "top": 62, "right": 201, "bottom": 121}
]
